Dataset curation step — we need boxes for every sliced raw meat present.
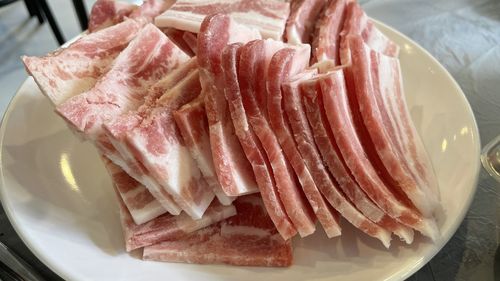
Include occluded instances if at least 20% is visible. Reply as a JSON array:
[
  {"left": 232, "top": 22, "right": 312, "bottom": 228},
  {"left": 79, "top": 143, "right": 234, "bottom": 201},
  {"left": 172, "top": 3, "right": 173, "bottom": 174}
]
[
  {"left": 311, "top": 0, "right": 348, "bottom": 64},
  {"left": 102, "top": 157, "right": 166, "bottom": 225},
  {"left": 285, "top": 0, "right": 327, "bottom": 45},
  {"left": 115, "top": 185, "right": 236, "bottom": 251},
  {"left": 182, "top": 31, "right": 198, "bottom": 55},
  {"left": 319, "top": 69, "right": 439, "bottom": 240},
  {"left": 162, "top": 28, "right": 196, "bottom": 57},
  {"left": 197, "top": 14, "right": 260, "bottom": 196},
  {"left": 300, "top": 77, "right": 414, "bottom": 243},
  {"left": 279, "top": 58, "right": 391, "bottom": 247},
  {"left": 339, "top": 1, "right": 399, "bottom": 65},
  {"left": 174, "top": 93, "right": 235, "bottom": 206},
  {"left": 124, "top": 70, "right": 215, "bottom": 219},
  {"left": 267, "top": 60, "right": 341, "bottom": 238},
  {"left": 155, "top": 0, "right": 290, "bottom": 39},
  {"left": 22, "top": 19, "right": 143, "bottom": 106},
  {"left": 143, "top": 195, "right": 293, "bottom": 267},
  {"left": 88, "top": 0, "right": 137, "bottom": 33},
  {"left": 56, "top": 23, "right": 189, "bottom": 141},
  {"left": 129, "top": 0, "right": 176, "bottom": 22},
  {"left": 346, "top": 35, "right": 439, "bottom": 217},
  {"left": 234, "top": 40, "right": 317, "bottom": 238},
  {"left": 103, "top": 59, "right": 198, "bottom": 215}
]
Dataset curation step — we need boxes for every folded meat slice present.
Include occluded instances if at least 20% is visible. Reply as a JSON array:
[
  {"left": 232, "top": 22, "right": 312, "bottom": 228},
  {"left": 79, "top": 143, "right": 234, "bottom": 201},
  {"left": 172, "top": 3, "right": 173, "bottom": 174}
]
[
  {"left": 143, "top": 195, "right": 293, "bottom": 267},
  {"left": 129, "top": 0, "right": 176, "bottom": 22},
  {"left": 124, "top": 70, "right": 215, "bottom": 219},
  {"left": 155, "top": 0, "right": 290, "bottom": 39},
  {"left": 114, "top": 183, "right": 236, "bottom": 252},
  {"left": 22, "top": 19, "right": 143, "bottom": 106},
  {"left": 162, "top": 28, "right": 196, "bottom": 57},
  {"left": 102, "top": 157, "right": 166, "bottom": 225},
  {"left": 281, "top": 66, "right": 392, "bottom": 247},
  {"left": 300, "top": 77, "right": 414, "bottom": 243},
  {"left": 182, "top": 31, "right": 198, "bottom": 55},
  {"left": 285, "top": 0, "right": 327, "bottom": 45},
  {"left": 222, "top": 40, "right": 315, "bottom": 239},
  {"left": 173, "top": 94, "right": 235, "bottom": 206},
  {"left": 347, "top": 36, "right": 439, "bottom": 217},
  {"left": 311, "top": 0, "right": 349, "bottom": 64},
  {"left": 88, "top": 0, "right": 137, "bottom": 32},
  {"left": 319, "top": 69, "right": 439, "bottom": 240},
  {"left": 197, "top": 14, "right": 260, "bottom": 196}
]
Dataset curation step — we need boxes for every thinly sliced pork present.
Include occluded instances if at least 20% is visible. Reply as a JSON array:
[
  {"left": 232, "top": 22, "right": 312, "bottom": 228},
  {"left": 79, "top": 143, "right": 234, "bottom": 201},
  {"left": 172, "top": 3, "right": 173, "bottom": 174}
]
[
  {"left": 88, "top": 0, "right": 137, "bottom": 33},
  {"left": 285, "top": 0, "right": 327, "bottom": 45}
]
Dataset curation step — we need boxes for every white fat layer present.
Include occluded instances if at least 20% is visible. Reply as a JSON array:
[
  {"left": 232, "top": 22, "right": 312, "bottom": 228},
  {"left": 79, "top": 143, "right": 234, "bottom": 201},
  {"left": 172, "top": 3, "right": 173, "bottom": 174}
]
[{"left": 220, "top": 225, "right": 270, "bottom": 238}]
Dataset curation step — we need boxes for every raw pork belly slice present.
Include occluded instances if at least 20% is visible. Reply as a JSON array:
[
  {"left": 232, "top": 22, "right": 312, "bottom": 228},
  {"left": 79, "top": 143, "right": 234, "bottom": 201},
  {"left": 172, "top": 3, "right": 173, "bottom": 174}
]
[
  {"left": 182, "top": 31, "right": 198, "bottom": 55},
  {"left": 339, "top": 1, "right": 399, "bottom": 65},
  {"left": 155, "top": 0, "right": 290, "bottom": 39},
  {"left": 22, "top": 19, "right": 143, "bottom": 106},
  {"left": 267, "top": 54, "right": 341, "bottom": 238},
  {"left": 124, "top": 70, "right": 215, "bottom": 219},
  {"left": 300, "top": 78, "right": 414, "bottom": 243},
  {"left": 56, "top": 23, "right": 189, "bottom": 141},
  {"left": 129, "top": 0, "right": 176, "bottom": 22},
  {"left": 282, "top": 66, "right": 391, "bottom": 247},
  {"left": 197, "top": 14, "right": 260, "bottom": 196},
  {"left": 311, "top": 0, "right": 348, "bottom": 64},
  {"left": 115, "top": 184, "right": 236, "bottom": 251},
  {"left": 88, "top": 0, "right": 137, "bottom": 32},
  {"left": 143, "top": 195, "right": 293, "bottom": 267},
  {"left": 162, "top": 28, "right": 196, "bottom": 57},
  {"left": 174, "top": 94, "right": 235, "bottom": 206},
  {"left": 235, "top": 40, "right": 316, "bottom": 238},
  {"left": 347, "top": 36, "right": 439, "bottom": 217},
  {"left": 102, "top": 157, "right": 166, "bottom": 225},
  {"left": 319, "top": 69, "right": 439, "bottom": 240},
  {"left": 285, "top": 0, "right": 327, "bottom": 45}
]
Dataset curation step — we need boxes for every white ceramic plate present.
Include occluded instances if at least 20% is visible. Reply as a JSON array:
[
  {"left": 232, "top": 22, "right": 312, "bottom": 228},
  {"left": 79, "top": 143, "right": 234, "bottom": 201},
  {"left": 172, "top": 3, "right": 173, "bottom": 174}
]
[{"left": 0, "top": 21, "right": 480, "bottom": 281}]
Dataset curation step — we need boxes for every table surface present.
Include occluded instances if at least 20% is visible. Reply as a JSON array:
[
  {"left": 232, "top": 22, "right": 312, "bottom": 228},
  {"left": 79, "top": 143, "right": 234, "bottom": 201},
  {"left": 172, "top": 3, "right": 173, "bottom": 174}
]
[{"left": 0, "top": 0, "right": 499, "bottom": 280}]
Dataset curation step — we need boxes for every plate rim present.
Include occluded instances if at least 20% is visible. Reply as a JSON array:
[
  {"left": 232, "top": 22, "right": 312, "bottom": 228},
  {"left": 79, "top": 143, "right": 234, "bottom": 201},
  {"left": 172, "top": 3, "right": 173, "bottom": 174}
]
[{"left": 0, "top": 20, "right": 482, "bottom": 281}]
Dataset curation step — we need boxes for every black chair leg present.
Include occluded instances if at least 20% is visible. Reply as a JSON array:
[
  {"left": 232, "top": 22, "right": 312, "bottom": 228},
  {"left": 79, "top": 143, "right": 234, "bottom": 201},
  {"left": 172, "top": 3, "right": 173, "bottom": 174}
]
[
  {"left": 23, "top": 0, "right": 35, "bottom": 17},
  {"left": 24, "top": 0, "right": 44, "bottom": 24},
  {"left": 72, "top": 0, "right": 88, "bottom": 31},
  {"left": 35, "top": 0, "right": 65, "bottom": 45}
]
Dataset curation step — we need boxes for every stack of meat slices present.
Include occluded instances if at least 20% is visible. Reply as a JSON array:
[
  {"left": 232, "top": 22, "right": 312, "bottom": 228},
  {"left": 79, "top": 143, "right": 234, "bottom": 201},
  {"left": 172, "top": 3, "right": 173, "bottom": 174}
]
[{"left": 22, "top": 0, "right": 441, "bottom": 268}]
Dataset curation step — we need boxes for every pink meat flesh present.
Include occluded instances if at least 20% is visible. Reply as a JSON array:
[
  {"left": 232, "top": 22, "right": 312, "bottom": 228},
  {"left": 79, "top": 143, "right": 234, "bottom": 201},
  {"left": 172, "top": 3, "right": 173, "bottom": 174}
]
[
  {"left": 124, "top": 69, "right": 215, "bottom": 219},
  {"left": 300, "top": 77, "right": 414, "bottom": 243},
  {"left": 114, "top": 183, "right": 236, "bottom": 252},
  {"left": 173, "top": 93, "right": 235, "bottom": 206},
  {"left": 102, "top": 157, "right": 166, "bottom": 225},
  {"left": 347, "top": 35, "right": 439, "bottom": 217},
  {"left": 182, "top": 31, "right": 198, "bottom": 55},
  {"left": 143, "top": 195, "right": 293, "bottom": 267},
  {"left": 285, "top": 0, "right": 327, "bottom": 45},
  {"left": 129, "top": 0, "right": 176, "bottom": 22},
  {"left": 311, "top": 0, "right": 348, "bottom": 64},
  {"left": 197, "top": 14, "right": 260, "bottom": 196},
  {"left": 22, "top": 19, "right": 143, "bottom": 106},
  {"left": 162, "top": 28, "right": 196, "bottom": 57},
  {"left": 88, "top": 0, "right": 137, "bottom": 33},
  {"left": 155, "top": 0, "right": 290, "bottom": 40},
  {"left": 319, "top": 69, "right": 439, "bottom": 240},
  {"left": 282, "top": 70, "right": 392, "bottom": 247}
]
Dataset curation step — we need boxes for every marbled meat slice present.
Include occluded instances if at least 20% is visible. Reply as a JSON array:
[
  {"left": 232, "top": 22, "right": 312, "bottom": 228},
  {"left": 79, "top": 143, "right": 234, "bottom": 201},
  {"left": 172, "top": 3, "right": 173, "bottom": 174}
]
[
  {"left": 102, "top": 157, "right": 166, "bottom": 225},
  {"left": 22, "top": 19, "right": 143, "bottom": 106},
  {"left": 319, "top": 69, "right": 439, "bottom": 240},
  {"left": 155, "top": 0, "right": 290, "bottom": 40},
  {"left": 182, "top": 31, "right": 198, "bottom": 55},
  {"left": 88, "top": 0, "right": 137, "bottom": 33},
  {"left": 197, "top": 14, "right": 260, "bottom": 196},
  {"left": 174, "top": 93, "right": 235, "bottom": 206},
  {"left": 300, "top": 77, "right": 414, "bottom": 243},
  {"left": 114, "top": 183, "right": 236, "bottom": 252},
  {"left": 221, "top": 42, "right": 296, "bottom": 239},
  {"left": 102, "top": 59, "right": 198, "bottom": 215},
  {"left": 143, "top": 195, "right": 293, "bottom": 267},
  {"left": 311, "top": 0, "right": 349, "bottom": 64},
  {"left": 129, "top": 0, "right": 176, "bottom": 22},
  {"left": 285, "top": 0, "right": 327, "bottom": 45},
  {"left": 267, "top": 54, "right": 341, "bottom": 238},
  {"left": 282, "top": 68, "right": 392, "bottom": 247},
  {"left": 124, "top": 70, "right": 215, "bottom": 219},
  {"left": 347, "top": 35, "right": 439, "bottom": 217}
]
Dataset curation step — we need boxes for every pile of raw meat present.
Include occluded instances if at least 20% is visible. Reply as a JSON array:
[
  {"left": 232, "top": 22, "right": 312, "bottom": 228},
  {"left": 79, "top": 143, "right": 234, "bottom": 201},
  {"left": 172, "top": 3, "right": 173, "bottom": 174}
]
[{"left": 22, "top": 0, "right": 441, "bottom": 267}]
